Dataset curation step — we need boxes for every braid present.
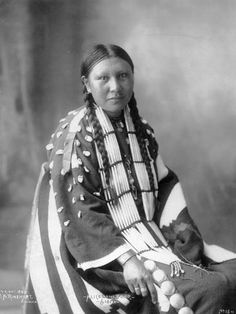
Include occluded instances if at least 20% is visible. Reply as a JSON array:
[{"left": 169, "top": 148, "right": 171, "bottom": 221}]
[
  {"left": 82, "top": 85, "right": 89, "bottom": 103},
  {"left": 82, "top": 86, "right": 110, "bottom": 186},
  {"left": 129, "top": 93, "right": 157, "bottom": 192}
]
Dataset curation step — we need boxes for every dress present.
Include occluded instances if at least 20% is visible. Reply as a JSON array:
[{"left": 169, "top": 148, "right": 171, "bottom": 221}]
[{"left": 24, "top": 105, "right": 236, "bottom": 314}]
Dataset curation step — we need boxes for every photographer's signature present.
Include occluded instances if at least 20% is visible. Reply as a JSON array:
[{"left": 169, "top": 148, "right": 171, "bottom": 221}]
[{"left": 0, "top": 289, "right": 36, "bottom": 304}]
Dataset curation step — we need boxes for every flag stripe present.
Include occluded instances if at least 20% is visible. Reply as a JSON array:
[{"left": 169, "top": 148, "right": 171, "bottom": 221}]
[
  {"left": 29, "top": 212, "right": 60, "bottom": 313},
  {"left": 37, "top": 171, "right": 73, "bottom": 313},
  {"left": 59, "top": 236, "right": 106, "bottom": 314},
  {"left": 48, "top": 183, "right": 86, "bottom": 314}
]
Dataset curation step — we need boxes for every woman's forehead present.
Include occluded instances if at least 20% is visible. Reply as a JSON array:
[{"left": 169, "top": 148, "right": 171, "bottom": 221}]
[{"left": 89, "top": 57, "right": 133, "bottom": 75}]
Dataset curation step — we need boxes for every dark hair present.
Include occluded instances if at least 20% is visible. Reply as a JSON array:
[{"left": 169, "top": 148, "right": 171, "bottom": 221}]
[
  {"left": 80, "top": 44, "right": 134, "bottom": 78},
  {"left": 81, "top": 44, "right": 158, "bottom": 195}
]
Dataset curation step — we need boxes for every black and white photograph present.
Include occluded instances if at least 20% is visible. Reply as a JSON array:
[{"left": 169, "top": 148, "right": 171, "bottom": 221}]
[{"left": 0, "top": 1, "right": 236, "bottom": 313}]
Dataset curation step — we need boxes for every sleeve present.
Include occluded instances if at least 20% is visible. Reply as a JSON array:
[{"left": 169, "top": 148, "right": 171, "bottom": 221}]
[
  {"left": 153, "top": 154, "right": 204, "bottom": 266},
  {"left": 48, "top": 111, "right": 131, "bottom": 271}
]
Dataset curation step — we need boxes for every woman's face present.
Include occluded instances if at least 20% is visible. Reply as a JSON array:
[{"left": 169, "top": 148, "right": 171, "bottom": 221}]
[{"left": 83, "top": 57, "right": 134, "bottom": 117}]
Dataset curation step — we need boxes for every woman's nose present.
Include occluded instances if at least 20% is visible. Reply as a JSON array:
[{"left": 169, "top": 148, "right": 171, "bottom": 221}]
[{"left": 109, "top": 77, "right": 121, "bottom": 92}]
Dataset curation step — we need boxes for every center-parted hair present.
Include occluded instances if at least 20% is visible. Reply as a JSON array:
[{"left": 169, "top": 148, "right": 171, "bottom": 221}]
[
  {"left": 81, "top": 44, "right": 158, "bottom": 194},
  {"left": 80, "top": 44, "right": 134, "bottom": 78}
]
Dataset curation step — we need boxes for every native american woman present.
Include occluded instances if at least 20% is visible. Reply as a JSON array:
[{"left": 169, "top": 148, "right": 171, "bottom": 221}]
[{"left": 24, "top": 44, "right": 236, "bottom": 314}]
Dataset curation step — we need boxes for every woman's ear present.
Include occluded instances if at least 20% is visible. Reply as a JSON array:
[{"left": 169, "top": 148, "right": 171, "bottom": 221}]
[{"left": 81, "top": 76, "right": 91, "bottom": 93}]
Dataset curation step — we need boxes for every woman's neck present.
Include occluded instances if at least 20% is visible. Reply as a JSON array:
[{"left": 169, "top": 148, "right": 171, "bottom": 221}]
[{"left": 104, "top": 109, "right": 124, "bottom": 120}]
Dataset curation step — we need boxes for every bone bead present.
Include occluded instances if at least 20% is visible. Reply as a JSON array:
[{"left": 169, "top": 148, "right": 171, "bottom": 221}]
[
  {"left": 169, "top": 293, "right": 185, "bottom": 309},
  {"left": 160, "top": 280, "right": 176, "bottom": 296},
  {"left": 178, "top": 307, "right": 194, "bottom": 314},
  {"left": 153, "top": 269, "right": 168, "bottom": 284},
  {"left": 144, "top": 260, "right": 156, "bottom": 273}
]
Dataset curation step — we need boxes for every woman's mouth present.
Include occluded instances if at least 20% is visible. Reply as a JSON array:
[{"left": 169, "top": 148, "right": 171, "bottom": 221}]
[{"left": 108, "top": 96, "right": 124, "bottom": 101}]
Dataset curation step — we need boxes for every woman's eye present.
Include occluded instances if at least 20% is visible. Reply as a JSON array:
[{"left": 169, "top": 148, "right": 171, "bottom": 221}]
[
  {"left": 120, "top": 73, "right": 128, "bottom": 78},
  {"left": 99, "top": 76, "right": 108, "bottom": 81}
]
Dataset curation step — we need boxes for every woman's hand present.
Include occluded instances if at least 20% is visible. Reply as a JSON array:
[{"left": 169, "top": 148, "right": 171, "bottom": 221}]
[{"left": 123, "top": 256, "right": 157, "bottom": 304}]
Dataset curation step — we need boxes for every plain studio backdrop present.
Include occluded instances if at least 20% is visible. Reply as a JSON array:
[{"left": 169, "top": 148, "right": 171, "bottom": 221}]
[{"left": 0, "top": 0, "right": 236, "bottom": 312}]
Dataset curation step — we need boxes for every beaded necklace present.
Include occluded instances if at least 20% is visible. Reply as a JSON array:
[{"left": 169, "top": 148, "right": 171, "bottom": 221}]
[{"left": 94, "top": 104, "right": 182, "bottom": 266}]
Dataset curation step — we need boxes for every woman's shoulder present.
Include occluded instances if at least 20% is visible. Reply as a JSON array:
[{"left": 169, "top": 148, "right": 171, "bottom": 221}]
[
  {"left": 45, "top": 105, "right": 94, "bottom": 168},
  {"left": 53, "top": 105, "right": 88, "bottom": 134},
  {"left": 48, "top": 105, "right": 89, "bottom": 142},
  {"left": 139, "top": 116, "right": 156, "bottom": 138},
  {"left": 138, "top": 116, "right": 159, "bottom": 159}
]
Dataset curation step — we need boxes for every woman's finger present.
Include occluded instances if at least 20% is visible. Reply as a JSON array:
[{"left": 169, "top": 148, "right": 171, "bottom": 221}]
[
  {"left": 134, "top": 286, "right": 141, "bottom": 295},
  {"left": 146, "top": 277, "right": 157, "bottom": 304},
  {"left": 139, "top": 283, "right": 148, "bottom": 297},
  {"left": 137, "top": 277, "right": 149, "bottom": 297},
  {"left": 127, "top": 282, "right": 135, "bottom": 294}
]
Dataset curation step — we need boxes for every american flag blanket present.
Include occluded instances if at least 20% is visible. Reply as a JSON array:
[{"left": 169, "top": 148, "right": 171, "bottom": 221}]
[{"left": 23, "top": 107, "right": 236, "bottom": 314}]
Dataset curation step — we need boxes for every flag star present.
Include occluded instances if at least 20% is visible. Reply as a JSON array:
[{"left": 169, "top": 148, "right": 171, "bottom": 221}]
[
  {"left": 84, "top": 166, "right": 90, "bottom": 173},
  {"left": 83, "top": 151, "right": 91, "bottom": 157},
  {"left": 64, "top": 220, "right": 70, "bottom": 227},
  {"left": 79, "top": 194, "right": 85, "bottom": 201},
  {"left": 78, "top": 175, "right": 84, "bottom": 183},
  {"left": 46, "top": 143, "right": 54, "bottom": 151},
  {"left": 57, "top": 206, "right": 64, "bottom": 213},
  {"left": 85, "top": 135, "right": 93, "bottom": 142}
]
